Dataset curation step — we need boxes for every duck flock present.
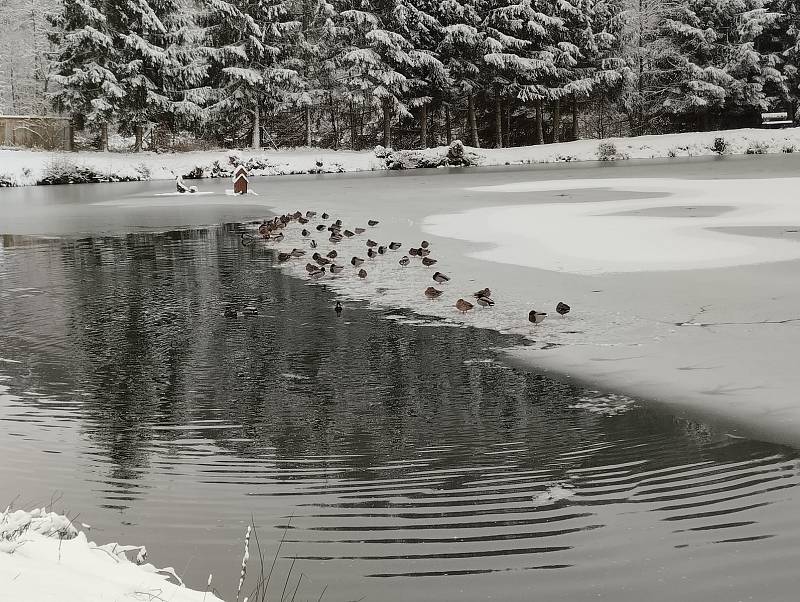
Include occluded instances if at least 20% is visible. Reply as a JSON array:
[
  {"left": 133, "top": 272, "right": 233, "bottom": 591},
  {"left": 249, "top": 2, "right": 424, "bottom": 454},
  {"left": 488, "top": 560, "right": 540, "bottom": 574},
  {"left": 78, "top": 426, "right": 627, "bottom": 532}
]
[{"left": 241, "top": 209, "right": 571, "bottom": 324}]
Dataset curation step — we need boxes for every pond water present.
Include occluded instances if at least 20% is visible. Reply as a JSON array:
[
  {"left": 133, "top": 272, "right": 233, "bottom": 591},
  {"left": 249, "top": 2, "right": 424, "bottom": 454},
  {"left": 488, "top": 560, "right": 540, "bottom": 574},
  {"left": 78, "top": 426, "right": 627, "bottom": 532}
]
[{"left": 2, "top": 215, "right": 800, "bottom": 602}]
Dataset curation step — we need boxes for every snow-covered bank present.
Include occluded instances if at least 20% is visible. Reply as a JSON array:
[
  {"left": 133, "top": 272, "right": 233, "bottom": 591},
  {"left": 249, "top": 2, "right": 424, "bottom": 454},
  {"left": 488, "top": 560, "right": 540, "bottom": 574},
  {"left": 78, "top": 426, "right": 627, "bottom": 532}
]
[
  {"left": 0, "top": 507, "right": 222, "bottom": 602},
  {"left": 4, "top": 126, "right": 800, "bottom": 187}
]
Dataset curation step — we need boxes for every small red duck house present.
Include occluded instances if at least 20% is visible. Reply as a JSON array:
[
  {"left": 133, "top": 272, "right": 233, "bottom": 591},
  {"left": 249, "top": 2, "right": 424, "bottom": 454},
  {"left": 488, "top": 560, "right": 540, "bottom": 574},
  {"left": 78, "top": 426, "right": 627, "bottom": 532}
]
[{"left": 233, "top": 166, "right": 249, "bottom": 194}]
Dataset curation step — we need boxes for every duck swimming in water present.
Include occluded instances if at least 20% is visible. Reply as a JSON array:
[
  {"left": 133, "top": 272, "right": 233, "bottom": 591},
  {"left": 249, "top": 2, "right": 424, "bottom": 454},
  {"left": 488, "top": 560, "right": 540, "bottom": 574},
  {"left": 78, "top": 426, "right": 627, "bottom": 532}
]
[
  {"left": 335, "top": 301, "right": 343, "bottom": 315},
  {"left": 330, "top": 264, "right": 344, "bottom": 274},
  {"left": 277, "top": 252, "right": 292, "bottom": 262}
]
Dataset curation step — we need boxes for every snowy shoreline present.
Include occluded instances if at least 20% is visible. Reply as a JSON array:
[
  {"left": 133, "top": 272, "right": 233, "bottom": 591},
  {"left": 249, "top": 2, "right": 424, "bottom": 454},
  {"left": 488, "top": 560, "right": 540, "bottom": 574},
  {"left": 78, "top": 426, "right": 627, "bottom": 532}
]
[
  {"left": 4, "top": 126, "right": 800, "bottom": 187},
  {"left": 0, "top": 507, "right": 223, "bottom": 602}
]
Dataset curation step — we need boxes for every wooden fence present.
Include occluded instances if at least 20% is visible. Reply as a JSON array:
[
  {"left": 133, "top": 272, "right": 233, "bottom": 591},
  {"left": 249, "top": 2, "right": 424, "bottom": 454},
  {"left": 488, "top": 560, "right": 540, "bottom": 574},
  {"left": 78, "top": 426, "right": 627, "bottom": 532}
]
[{"left": 0, "top": 115, "right": 73, "bottom": 150}]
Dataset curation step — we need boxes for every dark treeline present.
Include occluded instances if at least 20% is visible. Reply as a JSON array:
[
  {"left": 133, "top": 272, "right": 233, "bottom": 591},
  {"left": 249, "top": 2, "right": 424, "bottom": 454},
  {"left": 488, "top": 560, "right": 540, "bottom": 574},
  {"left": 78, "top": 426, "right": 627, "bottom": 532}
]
[{"left": 43, "top": 0, "right": 800, "bottom": 151}]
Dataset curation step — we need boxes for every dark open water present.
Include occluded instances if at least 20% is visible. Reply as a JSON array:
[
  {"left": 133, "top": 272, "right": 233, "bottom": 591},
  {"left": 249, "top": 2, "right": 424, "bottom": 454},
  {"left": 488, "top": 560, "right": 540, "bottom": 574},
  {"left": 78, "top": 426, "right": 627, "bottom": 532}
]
[{"left": 2, "top": 221, "right": 800, "bottom": 601}]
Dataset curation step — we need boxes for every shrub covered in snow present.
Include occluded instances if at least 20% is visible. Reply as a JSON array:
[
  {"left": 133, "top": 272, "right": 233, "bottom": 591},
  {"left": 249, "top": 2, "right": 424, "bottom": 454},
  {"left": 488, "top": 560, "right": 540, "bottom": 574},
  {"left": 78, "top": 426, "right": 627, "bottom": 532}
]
[{"left": 597, "top": 141, "right": 627, "bottom": 161}]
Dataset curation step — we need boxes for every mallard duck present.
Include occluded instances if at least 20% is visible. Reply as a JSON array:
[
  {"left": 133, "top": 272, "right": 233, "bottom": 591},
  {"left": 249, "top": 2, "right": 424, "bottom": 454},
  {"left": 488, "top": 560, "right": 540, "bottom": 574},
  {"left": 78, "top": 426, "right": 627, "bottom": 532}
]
[
  {"left": 529, "top": 310, "right": 547, "bottom": 324},
  {"left": 425, "top": 286, "right": 443, "bottom": 299},
  {"left": 305, "top": 263, "right": 318, "bottom": 273},
  {"left": 476, "top": 296, "right": 494, "bottom": 308},
  {"left": 351, "top": 256, "right": 364, "bottom": 267},
  {"left": 433, "top": 271, "right": 450, "bottom": 284},
  {"left": 389, "top": 242, "right": 402, "bottom": 250},
  {"left": 354, "top": 227, "right": 366, "bottom": 234},
  {"left": 556, "top": 302, "right": 571, "bottom": 316},
  {"left": 316, "top": 224, "right": 326, "bottom": 232},
  {"left": 277, "top": 252, "right": 292, "bottom": 262},
  {"left": 344, "top": 230, "right": 355, "bottom": 238},
  {"left": 322, "top": 212, "right": 330, "bottom": 219},
  {"left": 258, "top": 224, "right": 270, "bottom": 236},
  {"left": 358, "top": 268, "right": 367, "bottom": 278},
  {"left": 310, "top": 268, "right": 325, "bottom": 279},
  {"left": 327, "top": 250, "right": 337, "bottom": 259},
  {"left": 310, "top": 240, "right": 317, "bottom": 249},
  {"left": 302, "top": 229, "right": 310, "bottom": 237},
  {"left": 306, "top": 211, "right": 317, "bottom": 218},
  {"left": 329, "top": 234, "right": 343, "bottom": 244},
  {"left": 409, "top": 248, "right": 419, "bottom": 256},
  {"left": 330, "top": 264, "right": 344, "bottom": 274},
  {"left": 315, "top": 256, "right": 331, "bottom": 266},
  {"left": 368, "top": 219, "right": 379, "bottom": 226},
  {"left": 366, "top": 239, "right": 377, "bottom": 247},
  {"left": 455, "top": 298, "right": 474, "bottom": 313},
  {"left": 290, "top": 248, "right": 305, "bottom": 257},
  {"left": 399, "top": 256, "right": 410, "bottom": 266},
  {"left": 421, "top": 257, "right": 437, "bottom": 266},
  {"left": 367, "top": 248, "right": 377, "bottom": 258},
  {"left": 378, "top": 246, "right": 387, "bottom": 254},
  {"left": 473, "top": 288, "right": 491, "bottom": 299},
  {"left": 420, "top": 240, "right": 430, "bottom": 249},
  {"left": 335, "top": 301, "right": 343, "bottom": 315},
  {"left": 334, "top": 219, "right": 343, "bottom": 227},
  {"left": 418, "top": 248, "right": 431, "bottom": 257}
]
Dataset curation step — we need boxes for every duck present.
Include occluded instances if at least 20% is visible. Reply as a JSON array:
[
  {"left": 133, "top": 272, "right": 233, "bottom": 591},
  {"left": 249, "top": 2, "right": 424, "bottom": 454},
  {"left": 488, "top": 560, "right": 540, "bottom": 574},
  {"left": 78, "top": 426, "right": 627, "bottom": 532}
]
[
  {"left": 368, "top": 219, "right": 379, "bottom": 226},
  {"left": 425, "top": 286, "right": 443, "bottom": 299},
  {"left": 322, "top": 212, "right": 330, "bottom": 219},
  {"left": 367, "top": 248, "right": 377, "bottom": 259},
  {"left": 305, "top": 211, "right": 317, "bottom": 218},
  {"left": 473, "top": 288, "right": 491, "bottom": 299},
  {"left": 421, "top": 257, "right": 437, "bottom": 266},
  {"left": 420, "top": 240, "right": 430, "bottom": 249},
  {"left": 309, "top": 267, "right": 326, "bottom": 279},
  {"left": 433, "top": 271, "right": 450, "bottom": 284},
  {"left": 409, "top": 248, "right": 419, "bottom": 256},
  {"left": 329, "top": 234, "right": 343, "bottom": 244},
  {"left": 399, "top": 256, "right": 410, "bottom": 266},
  {"left": 344, "top": 230, "right": 355, "bottom": 238},
  {"left": 272, "top": 232, "right": 284, "bottom": 242},
  {"left": 298, "top": 217, "right": 309, "bottom": 225},
  {"left": 455, "top": 298, "right": 474, "bottom": 313},
  {"left": 258, "top": 224, "right": 270, "bottom": 236},
  {"left": 314, "top": 256, "right": 331, "bottom": 266},
  {"left": 310, "top": 239, "right": 318, "bottom": 249},
  {"left": 301, "top": 229, "right": 310, "bottom": 237},
  {"left": 334, "top": 219, "right": 343, "bottom": 227},
  {"left": 529, "top": 310, "right": 547, "bottom": 324},
  {"left": 389, "top": 242, "right": 402, "bottom": 250},
  {"left": 327, "top": 250, "right": 338, "bottom": 259},
  {"left": 366, "top": 239, "right": 378, "bottom": 247},
  {"left": 290, "top": 248, "right": 305, "bottom": 257},
  {"left": 418, "top": 248, "right": 431, "bottom": 257},
  {"left": 305, "top": 263, "right": 318, "bottom": 273},
  {"left": 556, "top": 302, "right": 571, "bottom": 317},
  {"left": 351, "top": 256, "right": 365, "bottom": 267},
  {"left": 476, "top": 296, "right": 494, "bottom": 308},
  {"left": 335, "top": 301, "right": 343, "bottom": 315},
  {"left": 316, "top": 224, "right": 326, "bottom": 232},
  {"left": 277, "top": 252, "right": 292, "bottom": 262},
  {"left": 358, "top": 268, "right": 367, "bottom": 278},
  {"left": 330, "top": 264, "right": 344, "bottom": 274},
  {"left": 378, "top": 246, "right": 387, "bottom": 255},
  {"left": 240, "top": 232, "right": 256, "bottom": 246},
  {"left": 224, "top": 306, "right": 238, "bottom": 318},
  {"left": 354, "top": 227, "right": 366, "bottom": 234}
]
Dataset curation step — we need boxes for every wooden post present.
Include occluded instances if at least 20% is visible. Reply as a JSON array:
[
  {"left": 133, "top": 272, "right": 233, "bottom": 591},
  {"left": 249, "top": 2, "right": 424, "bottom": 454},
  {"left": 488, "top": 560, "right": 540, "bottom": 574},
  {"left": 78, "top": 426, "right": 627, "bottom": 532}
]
[
  {"left": 99, "top": 123, "right": 108, "bottom": 151},
  {"left": 467, "top": 93, "right": 479, "bottom": 148}
]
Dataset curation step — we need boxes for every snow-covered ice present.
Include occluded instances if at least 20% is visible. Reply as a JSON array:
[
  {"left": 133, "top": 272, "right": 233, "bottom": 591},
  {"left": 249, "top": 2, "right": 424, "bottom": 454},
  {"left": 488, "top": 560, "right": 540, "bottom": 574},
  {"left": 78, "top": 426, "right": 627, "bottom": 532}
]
[{"left": 0, "top": 508, "right": 222, "bottom": 601}]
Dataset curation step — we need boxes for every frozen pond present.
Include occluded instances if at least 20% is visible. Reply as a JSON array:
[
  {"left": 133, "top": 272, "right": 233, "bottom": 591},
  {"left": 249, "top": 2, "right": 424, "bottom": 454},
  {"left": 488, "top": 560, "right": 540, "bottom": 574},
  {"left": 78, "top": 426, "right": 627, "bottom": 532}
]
[{"left": 3, "top": 156, "right": 800, "bottom": 601}]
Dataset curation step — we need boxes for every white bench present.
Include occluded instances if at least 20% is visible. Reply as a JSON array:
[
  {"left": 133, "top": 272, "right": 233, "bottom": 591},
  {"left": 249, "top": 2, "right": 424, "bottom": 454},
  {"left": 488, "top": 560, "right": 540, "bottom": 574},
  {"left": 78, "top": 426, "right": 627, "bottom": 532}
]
[{"left": 761, "top": 112, "right": 793, "bottom": 128}]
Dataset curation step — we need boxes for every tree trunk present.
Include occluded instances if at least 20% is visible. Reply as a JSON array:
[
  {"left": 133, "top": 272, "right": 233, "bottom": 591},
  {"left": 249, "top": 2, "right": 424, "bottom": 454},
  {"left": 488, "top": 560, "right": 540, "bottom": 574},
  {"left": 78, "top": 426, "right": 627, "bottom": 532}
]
[
  {"left": 350, "top": 102, "right": 358, "bottom": 150},
  {"left": 572, "top": 96, "right": 579, "bottom": 141},
  {"left": 467, "top": 94, "right": 480, "bottom": 148},
  {"left": 305, "top": 106, "right": 312, "bottom": 146},
  {"left": 494, "top": 83, "right": 503, "bottom": 148},
  {"left": 99, "top": 123, "right": 108, "bottom": 151},
  {"left": 506, "top": 103, "right": 511, "bottom": 147},
  {"left": 382, "top": 97, "right": 391, "bottom": 148},
  {"left": 551, "top": 99, "right": 561, "bottom": 143},
  {"left": 420, "top": 104, "right": 428, "bottom": 149},
  {"left": 535, "top": 101, "right": 544, "bottom": 145},
  {"left": 445, "top": 104, "right": 452, "bottom": 145},
  {"left": 330, "top": 94, "right": 339, "bottom": 150},
  {"left": 134, "top": 125, "right": 143, "bottom": 152},
  {"left": 251, "top": 102, "right": 260, "bottom": 149}
]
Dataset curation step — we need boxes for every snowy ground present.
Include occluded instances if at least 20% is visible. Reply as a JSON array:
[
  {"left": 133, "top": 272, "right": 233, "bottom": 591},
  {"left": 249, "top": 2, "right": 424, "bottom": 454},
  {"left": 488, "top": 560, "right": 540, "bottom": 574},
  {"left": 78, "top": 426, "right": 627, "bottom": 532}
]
[
  {"left": 3, "top": 126, "right": 800, "bottom": 186},
  {"left": 0, "top": 507, "right": 223, "bottom": 602}
]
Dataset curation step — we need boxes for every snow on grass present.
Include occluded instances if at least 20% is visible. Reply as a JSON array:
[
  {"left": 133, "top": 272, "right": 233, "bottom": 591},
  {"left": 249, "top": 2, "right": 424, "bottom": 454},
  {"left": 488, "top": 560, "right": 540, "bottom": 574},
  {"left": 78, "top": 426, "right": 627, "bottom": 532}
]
[
  {"left": 0, "top": 507, "right": 222, "bottom": 602},
  {"left": 3, "top": 127, "right": 800, "bottom": 187}
]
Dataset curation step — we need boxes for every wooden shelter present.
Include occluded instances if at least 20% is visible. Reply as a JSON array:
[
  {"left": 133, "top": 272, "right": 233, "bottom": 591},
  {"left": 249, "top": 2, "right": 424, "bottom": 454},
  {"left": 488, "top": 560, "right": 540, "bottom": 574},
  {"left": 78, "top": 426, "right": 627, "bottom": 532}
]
[{"left": 0, "top": 115, "right": 73, "bottom": 150}]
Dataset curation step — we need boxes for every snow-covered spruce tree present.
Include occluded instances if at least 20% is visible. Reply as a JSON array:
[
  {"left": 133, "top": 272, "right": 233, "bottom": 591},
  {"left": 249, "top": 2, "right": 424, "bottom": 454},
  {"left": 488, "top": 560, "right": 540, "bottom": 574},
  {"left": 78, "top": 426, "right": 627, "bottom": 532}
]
[
  {"left": 778, "top": 0, "right": 800, "bottom": 118},
  {"left": 483, "top": 0, "right": 562, "bottom": 147},
  {"left": 49, "top": 0, "right": 123, "bottom": 148},
  {"left": 196, "top": 0, "right": 299, "bottom": 148},
  {"left": 436, "top": 0, "right": 486, "bottom": 146},
  {"left": 660, "top": 0, "right": 782, "bottom": 130}
]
